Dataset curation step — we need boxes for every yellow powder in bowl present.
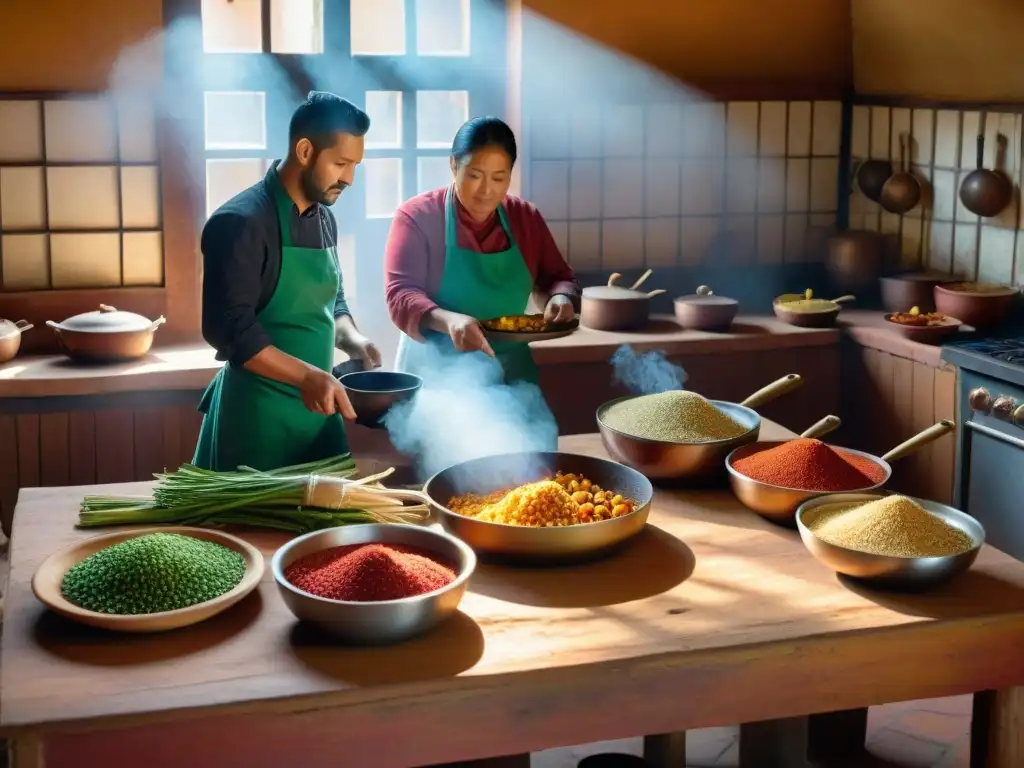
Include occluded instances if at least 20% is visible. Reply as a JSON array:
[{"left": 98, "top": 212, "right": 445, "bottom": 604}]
[
  {"left": 601, "top": 390, "right": 749, "bottom": 443},
  {"left": 806, "top": 495, "right": 974, "bottom": 558}
]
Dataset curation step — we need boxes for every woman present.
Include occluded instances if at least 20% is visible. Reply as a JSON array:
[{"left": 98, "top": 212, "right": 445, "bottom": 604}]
[{"left": 384, "top": 116, "right": 579, "bottom": 386}]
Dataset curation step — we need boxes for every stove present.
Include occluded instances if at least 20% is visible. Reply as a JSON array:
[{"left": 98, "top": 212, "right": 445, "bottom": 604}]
[{"left": 941, "top": 335, "right": 1024, "bottom": 561}]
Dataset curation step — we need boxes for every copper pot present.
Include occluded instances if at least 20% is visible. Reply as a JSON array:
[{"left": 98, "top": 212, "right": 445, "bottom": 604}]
[
  {"left": 581, "top": 271, "right": 665, "bottom": 331},
  {"left": 959, "top": 134, "right": 1013, "bottom": 218},
  {"left": 855, "top": 159, "right": 894, "bottom": 203},
  {"left": 673, "top": 285, "right": 738, "bottom": 331},
  {"left": 0, "top": 319, "right": 33, "bottom": 364},
  {"left": 46, "top": 304, "right": 166, "bottom": 362},
  {"left": 879, "top": 272, "right": 947, "bottom": 313},
  {"left": 825, "top": 230, "right": 886, "bottom": 294},
  {"left": 879, "top": 133, "right": 922, "bottom": 215}
]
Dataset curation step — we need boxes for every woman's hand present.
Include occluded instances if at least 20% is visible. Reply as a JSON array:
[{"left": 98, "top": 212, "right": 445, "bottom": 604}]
[
  {"left": 544, "top": 294, "right": 575, "bottom": 324},
  {"left": 446, "top": 312, "right": 495, "bottom": 358}
]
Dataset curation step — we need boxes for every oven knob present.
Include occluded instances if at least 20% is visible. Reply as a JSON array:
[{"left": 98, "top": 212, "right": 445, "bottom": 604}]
[
  {"left": 969, "top": 387, "right": 992, "bottom": 413},
  {"left": 1013, "top": 405, "right": 1024, "bottom": 429},
  {"left": 992, "top": 396, "right": 1017, "bottom": 420}
]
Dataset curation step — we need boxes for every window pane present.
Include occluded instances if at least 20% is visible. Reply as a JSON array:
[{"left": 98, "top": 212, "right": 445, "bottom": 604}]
[
  {"left": 351, "top": 0, "right": 405, "bottom": 55},
  {"left": 44, "top": 100, "right": 117, "bottom": 162},
  {"left": 47, "top": 167, "right": 120, "bottom": 229},
  {"left": 417, "top": 156, "right": 451, "bottom": 194},
  {"left": 122, "top": 232, "right": 165, "bottom": 286},
  {"left": 121, "top": 167, "right": 162, "bottom": 229},
  {"left": 51, "top": 233, "right": 121, "bottom": 289},
  {"left": 271, "top": 0, "right": 324, "bottom": 54},
  {"left": 416, "top": 0, "right": 470, "bottom": 56},
  {"left": 117, "top": 99, "right": 158, "bottom": 162},
  {"left": 206, "top": 158, "right": 265, "bottom": 217},
  {"left": 415, "top": 91, "right": 468, "bottom": 149},
  {"left": 416, "top": 91, "right": 468, "bottom": 149},
  {"left": 364, "top": 91, "right": 402, "bottom": 150},
  {"left": 202, "top": 0, "right": 262, "bottom": 53},
  {"left": 363, "top": 158, "right": 403, "bottom": 218},
  {"left": 0, "top": 101, "right": 42, "bottom": 162},
  {"left": 0, "top": 168, "right": 46, "bottom": 230},
  {"left": 204, "top": 92, "right": 267, "bottom": 150},
  {"left": 1, "top": 234, "right": 48, "bottom": 290}
]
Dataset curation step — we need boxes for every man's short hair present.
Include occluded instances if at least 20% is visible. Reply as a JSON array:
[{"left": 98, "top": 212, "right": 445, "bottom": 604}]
[{"left": 289, "top": 91, "right": 371, "bottom": 152}]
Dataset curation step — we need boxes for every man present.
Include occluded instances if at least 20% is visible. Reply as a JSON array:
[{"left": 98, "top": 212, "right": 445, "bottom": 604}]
[{"left": 194, "top": 91, "right": 380, "bottom": 472}]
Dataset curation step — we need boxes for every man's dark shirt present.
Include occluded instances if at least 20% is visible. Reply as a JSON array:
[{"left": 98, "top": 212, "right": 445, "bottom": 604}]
[{"left": 201, "top": 163, "right": 350, "bottom": 365}]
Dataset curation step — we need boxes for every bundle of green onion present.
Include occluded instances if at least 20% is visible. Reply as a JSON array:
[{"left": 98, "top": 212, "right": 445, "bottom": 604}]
[{"left": 78, "top": 454, "right": 430, "bottom": 533}]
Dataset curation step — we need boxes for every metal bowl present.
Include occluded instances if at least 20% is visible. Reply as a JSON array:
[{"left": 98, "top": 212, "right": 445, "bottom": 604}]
[
  {"left": 596, "top": 397, "right": 761, "bottom": 482},
  {"left": 271, "top": 523, "right": 476, "bottom": 645},
  {"left": 424, "top": 451, "right": 654, "bottom": 563},
  {"left": 339, "top": 370, "right": 422, "bottom": 429},
  {"left": 795, "top": 493, "right": 985, "bottom": 589},
  {"left": 726, "top": 442, "right": 890, "bottom": 526}
]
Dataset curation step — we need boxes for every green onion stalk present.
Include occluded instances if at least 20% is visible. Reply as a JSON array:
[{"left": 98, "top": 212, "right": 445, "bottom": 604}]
[{"left": 78, "top": 454, "right": 430, "bottom": 533}]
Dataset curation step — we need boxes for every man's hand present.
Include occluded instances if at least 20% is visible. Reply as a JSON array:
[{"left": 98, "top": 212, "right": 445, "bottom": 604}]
[
  {"left": 299, "top": 368, "right": 356, "bottom": 419},
  {"left": 544, "top": 294, "right": 575, "bottom": 324},
  {"left": 338, "top": 331, "right": 382, "bottom": 370},
  {"left": 446, "top": 313, "right": 495, "bottom": 358}
]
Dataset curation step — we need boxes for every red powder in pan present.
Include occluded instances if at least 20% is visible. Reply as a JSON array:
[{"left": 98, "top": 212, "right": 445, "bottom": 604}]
[
  {"left": 285, "top": 543, "right": 457, "bottom": 602},
  {"left": 732, "top": 438, "right": 886, "bottom": 491}
]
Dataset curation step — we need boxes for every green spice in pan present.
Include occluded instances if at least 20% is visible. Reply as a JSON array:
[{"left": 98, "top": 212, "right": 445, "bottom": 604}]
[
  {"left": 601, "top": 390, "right": 749, "bottom": 443},
  {"left": 61, "top": 532, "right": 247, "bottom": 615}
]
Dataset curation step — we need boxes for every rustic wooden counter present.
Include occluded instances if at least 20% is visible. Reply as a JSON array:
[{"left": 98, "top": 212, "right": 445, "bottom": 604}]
[{"left": 3, "top": 427, "right": 1024, "bottom": 768}]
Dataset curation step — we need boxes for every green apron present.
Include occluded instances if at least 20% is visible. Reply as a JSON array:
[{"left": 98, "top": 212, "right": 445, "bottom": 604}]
[
  {"left": 193, "top": 177, "right": 348, "bottom": 472},
  {"left": 394, "top": 187, "right": 537, "bottom": 384}
]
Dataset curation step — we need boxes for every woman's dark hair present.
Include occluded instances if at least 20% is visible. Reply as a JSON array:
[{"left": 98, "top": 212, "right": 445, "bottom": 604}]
[
  {"left": 451, "top": 116, "right": 517, "bottom": 167},
  {"left": 289, "top": 91, "right": 371, "bottom": 152}
]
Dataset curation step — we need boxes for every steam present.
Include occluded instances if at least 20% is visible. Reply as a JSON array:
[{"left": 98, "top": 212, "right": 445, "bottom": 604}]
[
  {"left": 383, "top": 344, "right": 558, "bottom": 481},
  {"left": 610, "top": 345, "right": 688, "bottom": 395}
]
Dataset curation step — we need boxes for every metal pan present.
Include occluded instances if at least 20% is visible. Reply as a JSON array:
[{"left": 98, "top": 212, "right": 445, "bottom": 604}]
[
  {"left": 796, "top": 493, "right": 984, "bottom": 590},
  {"left": 481, "top": 315, "right": 580, "bottom": 343},
  {"left": 726, "top": 420, "right": 955, "bottom": 527},
  {"left": 772, "top": 293, "right": 856, "bottom": 328},
  {"left": 376, "top": 451, "right": 654, "bottom": 563},
  {"left": 595, "top": 373, "right": 803, "bottom": 482}
]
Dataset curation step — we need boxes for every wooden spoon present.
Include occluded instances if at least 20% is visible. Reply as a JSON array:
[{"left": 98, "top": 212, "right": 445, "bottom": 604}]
[
  {"left": 800, "top": 415, "right": 842, "bottom": 440},
  {"left": 739, "top": 373, "right": 803, "bottom": 410}
]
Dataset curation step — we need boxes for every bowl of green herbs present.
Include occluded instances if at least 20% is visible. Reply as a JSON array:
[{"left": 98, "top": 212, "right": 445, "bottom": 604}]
[{"left": 32, "top": 527, "right": 264, "bottom": 633}]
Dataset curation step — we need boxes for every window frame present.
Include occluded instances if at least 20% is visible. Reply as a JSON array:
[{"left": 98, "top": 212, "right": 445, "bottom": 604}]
[{"left": 0, "top": 91, "right": 179, "bottom": 353}]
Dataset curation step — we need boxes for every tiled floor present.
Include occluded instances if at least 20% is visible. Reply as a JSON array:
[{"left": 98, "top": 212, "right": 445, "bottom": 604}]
[{"left": 533, "top": 695, "right": 973, "bottom": 767}]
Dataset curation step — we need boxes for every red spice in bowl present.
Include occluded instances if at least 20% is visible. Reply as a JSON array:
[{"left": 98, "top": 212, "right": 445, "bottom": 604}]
[
  {"left": 284, "top": 543, "right": 457, "bottom": 602},
  {"left": 731, "top": 438, "right": 886, "bottom": 492}
]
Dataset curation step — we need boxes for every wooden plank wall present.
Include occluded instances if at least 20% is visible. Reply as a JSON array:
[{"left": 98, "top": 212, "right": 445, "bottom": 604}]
[
  {"left": 0, "top": 396, "right": 205, "bottom": 536},
  {"left": 837, "top": 340, "right": 958, "bottom": 505}
]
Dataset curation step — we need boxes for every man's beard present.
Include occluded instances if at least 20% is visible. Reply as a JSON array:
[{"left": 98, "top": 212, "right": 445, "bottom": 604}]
[{"left": 301, "top": 167, "right": 347, "bottom": 206}]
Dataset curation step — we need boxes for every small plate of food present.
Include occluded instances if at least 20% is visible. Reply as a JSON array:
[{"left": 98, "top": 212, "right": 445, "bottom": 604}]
[
  {"left": 884, "top": 306, "right": 963, "bottom": 344},
  {"left": 480, "top": 313, "right": 580, "bottom": 343}
]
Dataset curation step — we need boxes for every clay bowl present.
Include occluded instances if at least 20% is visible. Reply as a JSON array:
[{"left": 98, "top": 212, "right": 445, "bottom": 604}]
[
  {"left": 933, "top": 283, "right": 1018, "bottom": 329},
  {"left": 32, "top": 527, "right": 264, "bottom": 633},
  {"left": 772, "top": 294, "right": 855, "bottom": 328},
  {"left": 883, "top": 313, "right": 963, "bottom": 345},
  {"left": 879, "top": 273, "right": 945, "bottom": 313}
]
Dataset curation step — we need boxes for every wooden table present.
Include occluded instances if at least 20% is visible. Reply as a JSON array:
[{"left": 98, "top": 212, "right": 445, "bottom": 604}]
[{"left": 4, "top": 424, "right": 1024, "bottom": 768}]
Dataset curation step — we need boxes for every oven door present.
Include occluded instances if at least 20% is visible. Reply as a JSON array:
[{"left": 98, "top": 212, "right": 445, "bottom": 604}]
[{"left": 963, "top": 418, "right": 1024, "bottom": 561}]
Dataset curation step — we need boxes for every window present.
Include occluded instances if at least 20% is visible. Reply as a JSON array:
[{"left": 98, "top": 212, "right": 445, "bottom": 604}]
[
  {"left": 198, "top": 0, "right": 507, "bottom": 325},
  {"left": 0, "top": 96, "right": 163, "bottom": 293}
]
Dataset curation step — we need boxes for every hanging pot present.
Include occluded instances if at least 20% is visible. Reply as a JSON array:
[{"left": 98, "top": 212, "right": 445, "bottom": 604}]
[
  {"left": 879, "top": 133, "right": 921, "bottom": 215},
  {"left": 46, "top": 305, "right": 166, "bottom": 362},
  {"left": 673, "top": 285, "right": 738, "bottom": 331},
  {"left": 959, "top": 134, "right": 1013, "bottom": 218},
  {"left": 855, "top": 159, "right": 894, "bottom": 203},
  {"left": 580, "top": 270, "right": 666, "bottom": 331},
  {"left": 0, "top": 319, "right": 33, "bottom": 365}
]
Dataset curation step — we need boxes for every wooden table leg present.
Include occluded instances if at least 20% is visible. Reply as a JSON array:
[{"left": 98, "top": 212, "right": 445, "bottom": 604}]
[
  {"left": 9, "top": 734, "right": 44, "bottom": 768},
  {"left": 643, "top": 731, "right": 687, "bottom": 767},
  {"left": 807, "top": 708, "right": 868, "bottom": 760},
  {"left": 971, "top": 687, "right": 1024, "bottom": 768},
  {"left": 433, "top": 755, "right": 530, "bottom": 768},
  {"left": 739, "top": 717, "right": 810, "bottom": 768}
]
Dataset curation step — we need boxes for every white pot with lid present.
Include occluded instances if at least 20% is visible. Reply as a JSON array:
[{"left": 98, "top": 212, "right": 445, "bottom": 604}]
[{"left": 0, "top": 318, "right": 34, "bottom": 364}]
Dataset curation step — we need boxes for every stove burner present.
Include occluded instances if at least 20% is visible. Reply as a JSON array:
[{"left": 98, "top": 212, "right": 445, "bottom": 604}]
[{"left": 948, "top": 338, "right": 1024, "bottom": 363}]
